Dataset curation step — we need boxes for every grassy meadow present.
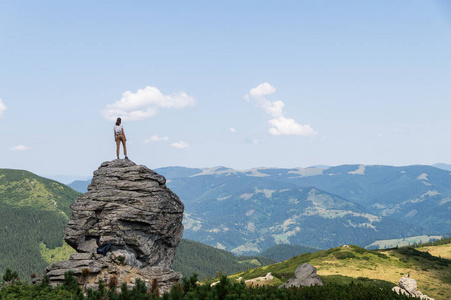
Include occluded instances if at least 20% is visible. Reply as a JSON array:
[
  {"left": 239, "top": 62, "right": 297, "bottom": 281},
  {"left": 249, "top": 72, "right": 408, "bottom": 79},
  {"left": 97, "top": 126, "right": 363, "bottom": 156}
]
[{"left": 229, "top": 244, "right": 451, "bottom": 300}]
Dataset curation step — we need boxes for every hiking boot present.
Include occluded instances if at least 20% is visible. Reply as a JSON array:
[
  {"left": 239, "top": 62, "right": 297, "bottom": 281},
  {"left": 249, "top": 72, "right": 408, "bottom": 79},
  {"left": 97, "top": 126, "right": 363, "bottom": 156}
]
[{"left": 125, "top": 156, "right": 129, "bottom": 160}]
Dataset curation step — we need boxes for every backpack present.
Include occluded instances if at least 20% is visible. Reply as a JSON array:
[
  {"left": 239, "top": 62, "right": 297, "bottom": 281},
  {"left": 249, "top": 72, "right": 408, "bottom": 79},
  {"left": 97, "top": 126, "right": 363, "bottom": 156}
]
[{"left": 97, "top": 242, "right": 112, "bottom": 255}]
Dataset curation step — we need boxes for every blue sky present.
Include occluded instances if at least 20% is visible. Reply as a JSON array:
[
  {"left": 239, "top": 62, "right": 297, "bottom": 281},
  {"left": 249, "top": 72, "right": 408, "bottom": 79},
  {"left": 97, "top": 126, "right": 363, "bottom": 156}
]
[{"left": 1, "top": 1, "right": 451, "bottom": 178}]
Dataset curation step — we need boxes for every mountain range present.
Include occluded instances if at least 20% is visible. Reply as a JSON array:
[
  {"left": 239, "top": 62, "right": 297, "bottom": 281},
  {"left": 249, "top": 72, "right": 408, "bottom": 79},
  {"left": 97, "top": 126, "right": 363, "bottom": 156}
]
[
  {"left": 1, "top": 163, "right": 451, "bottom": 283},
  {"left": 70, "top": 164, "right": 451, "bottom": 254}
]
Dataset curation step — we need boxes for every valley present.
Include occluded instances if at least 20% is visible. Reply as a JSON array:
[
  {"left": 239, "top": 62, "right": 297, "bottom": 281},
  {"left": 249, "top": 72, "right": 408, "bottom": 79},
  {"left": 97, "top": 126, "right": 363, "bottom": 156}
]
[
  {"left": 1, "top": 163, "right": 450, "bottom": 299},
  {"left": 70, "top": 164, "right": 451, "bottom": 254}
]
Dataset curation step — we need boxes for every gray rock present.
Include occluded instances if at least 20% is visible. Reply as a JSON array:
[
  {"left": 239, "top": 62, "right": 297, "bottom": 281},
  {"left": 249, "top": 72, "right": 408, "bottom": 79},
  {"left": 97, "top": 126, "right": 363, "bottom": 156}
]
[
  {"left": 399, "top": 277, "right": 417, "bottom": 296},
  {"left": 70, "top": 253, "right": 93, "bottom": 260},
  {"left": 392, "top": 286, "right": 410, "bottom": 297},
  {"left": 279, "top": 263, "right": 324, "bottom": 288},
  {"left": 39, "top": 159, "right": 184, "bottom": 293},
  {"left": 65, "top": 159, "right": 184, "bottom": 268},
  {"left": 392, "top": 276, "right": 434, "bottom": 300},
  {"left": 111, "top": 249, "right": 144, "bottom": 268},
  {"left": 78, "top": 239, "right": 98, "bottom": 253}
]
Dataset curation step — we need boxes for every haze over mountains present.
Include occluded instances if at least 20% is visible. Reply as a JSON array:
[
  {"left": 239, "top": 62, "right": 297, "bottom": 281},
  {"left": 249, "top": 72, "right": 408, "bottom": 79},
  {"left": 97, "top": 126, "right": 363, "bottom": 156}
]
[{"left": 69, "top": 164, "right": 451, "bottom": 254}]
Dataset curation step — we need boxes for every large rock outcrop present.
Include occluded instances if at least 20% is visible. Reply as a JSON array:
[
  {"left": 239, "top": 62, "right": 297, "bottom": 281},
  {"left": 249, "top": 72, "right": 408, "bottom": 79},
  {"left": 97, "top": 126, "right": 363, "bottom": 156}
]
[
  {"left": 279, "top": 263, "right": 324, "bottom": 288},
  {"left": 41, "top": 159, "right": 184, "bottom": 293}
]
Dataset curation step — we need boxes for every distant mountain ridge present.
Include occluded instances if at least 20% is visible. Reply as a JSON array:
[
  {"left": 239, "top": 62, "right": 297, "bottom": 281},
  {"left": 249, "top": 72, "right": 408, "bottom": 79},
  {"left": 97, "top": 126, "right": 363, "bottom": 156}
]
[
  {"left": 432, "top": 163, "right": 451, "bottom": 172},
  {"left": 157, "top": 164, "right": 451, "bottom": 254},
  {"left": 68, "top": 164, "right": 451, "bottom": 254},
  {"left": 2, "top": 164, "right": 450, "bottom": 282}
]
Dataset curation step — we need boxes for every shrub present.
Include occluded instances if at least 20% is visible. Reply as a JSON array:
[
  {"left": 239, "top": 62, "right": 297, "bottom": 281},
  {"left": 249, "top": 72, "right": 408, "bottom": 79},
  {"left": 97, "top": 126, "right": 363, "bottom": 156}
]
[
  {"left": 117, "top": 256, "right": 126, "bottom": 265},
  {"left": 334, "top": 251, "right": 356, "bottom": 260}
]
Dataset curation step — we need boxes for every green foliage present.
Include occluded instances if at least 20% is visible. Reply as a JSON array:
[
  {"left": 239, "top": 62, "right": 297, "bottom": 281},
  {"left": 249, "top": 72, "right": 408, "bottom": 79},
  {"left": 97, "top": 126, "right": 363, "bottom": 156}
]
[
  {"left": 61, "top": 271, "right": 83, "bottom": 299},
  {"left": 117, "top": 256, "right": 126, "bottom": 265},
  {"left": 0, "top": 272, "right": 77, "bottom": 299},
  {"left": 0, "top": 169, "right": 80, "bottom": 216},
  {"left": 163, "top": 274, "right": 411, "bottom": 300},
  {"left": 0, "top": 169, "right": 80, "bottom": 280},
  {"left": 413, "top": 236, "right": 451, "bottom": 248},
  {"left": 0, "top": 269, "right": 422, "bottom": 300},
  {"left": 394, "top": 246, "right": 450, "bottom": 266},
  {"left": 40, "top": 241, "right": 77, "bottom": 264},
  {"left": 172, "top": 239, "right": 275, "bottom": 280},
  {"left": 2, "top": 268, "right": 19, "bottom": 286},
  {"left": 0, "top": 203, "right": 70, "bottom": 279},
  {"left": 368, "top": 250, "right": 389, "bottom": 259},
  {"left": 258, "top": 244, "right": 321, "bottom": 262},
  {"left": 321, "top": 275, "right": 397, "bottom": 290},
  {"left": 333, "top": 251, "right": 356, "bottom": 260}
]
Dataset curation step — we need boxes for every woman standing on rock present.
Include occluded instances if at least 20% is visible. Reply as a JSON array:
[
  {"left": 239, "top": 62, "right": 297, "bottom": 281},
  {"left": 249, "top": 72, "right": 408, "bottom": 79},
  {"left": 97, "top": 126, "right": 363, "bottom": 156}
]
[{"left": 114, "top": 117, "right": 128, "bottom": 160}]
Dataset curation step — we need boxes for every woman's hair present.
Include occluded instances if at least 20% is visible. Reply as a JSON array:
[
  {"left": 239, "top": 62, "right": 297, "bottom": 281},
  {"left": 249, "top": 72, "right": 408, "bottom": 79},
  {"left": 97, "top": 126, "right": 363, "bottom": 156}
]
[{"left": 115, "top": 117, "right": 121, "bottom": 126}]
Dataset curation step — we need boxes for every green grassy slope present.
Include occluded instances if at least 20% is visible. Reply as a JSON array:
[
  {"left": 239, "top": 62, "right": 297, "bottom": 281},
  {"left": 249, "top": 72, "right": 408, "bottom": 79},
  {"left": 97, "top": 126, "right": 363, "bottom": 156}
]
[
  {"left": 258, "top": 244, "right": 321, "bottom": 262},
  {"left": 414, "top": 237, "right": 451, "bottom": 260},
  {"left": 0, "top": 169, "right": 80, "bottom": 280},
  {"left": 0, "top": 169, "right": 79, "bottom": 216},
  {"left": 230, "top": 243, "right": 451, "bottom": 300}
]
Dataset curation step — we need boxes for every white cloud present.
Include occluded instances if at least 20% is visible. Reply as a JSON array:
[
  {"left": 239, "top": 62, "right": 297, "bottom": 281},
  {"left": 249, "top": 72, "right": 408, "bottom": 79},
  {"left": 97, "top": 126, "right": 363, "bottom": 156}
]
[
  {"left": 102, "top": 86, "right": 196, "bottom": 121},
  {"left": 171, "top": 141, "right": 189, "bottom": 149},
  {"left": 260, "top": 99, "right": 284, "bottom": 118},
  {"left": 245, "top": 83, "right": 283, "bottom": 117},
  {"left": 229, "top": 127, "right": 236, "bottom": 133},
  {"left": 245, "top": 83, "right": 317, "bottom": 136},
  {"left": 249, "top": 82, "right": 276, "bottom": 97},
  {"left": 11, "top": 145, "right": 31, "bottom": 151},
  {"left": 268, "top": 117, "right": 316, "bottom": 136},
  {"left": 0, "top": 99, "right": 7, "bottom": 118},
  {"left": 144, "top": 135, "right": 169, "bottom": 143}
]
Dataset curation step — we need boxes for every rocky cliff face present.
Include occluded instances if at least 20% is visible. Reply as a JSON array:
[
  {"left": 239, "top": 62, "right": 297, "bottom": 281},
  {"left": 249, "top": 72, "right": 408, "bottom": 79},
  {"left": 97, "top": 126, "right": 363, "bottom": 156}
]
[{"left": 41, "top": 159, "right": 184, "bottom": 293}]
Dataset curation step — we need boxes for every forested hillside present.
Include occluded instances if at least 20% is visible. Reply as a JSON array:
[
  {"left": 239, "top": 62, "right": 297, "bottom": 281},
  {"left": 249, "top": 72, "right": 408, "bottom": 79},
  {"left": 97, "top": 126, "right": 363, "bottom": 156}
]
[
  {"left": 172, "top": 239, "right": 274, "bottom": 280},
  {"left": 0, "top": 169, "right": 80, "bottom": 279}
]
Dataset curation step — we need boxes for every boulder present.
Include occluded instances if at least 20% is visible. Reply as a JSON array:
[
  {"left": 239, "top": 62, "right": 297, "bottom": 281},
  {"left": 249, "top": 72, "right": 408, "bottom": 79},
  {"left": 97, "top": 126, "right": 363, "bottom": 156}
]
[
  {"left": 392, "top": 276, "right": 434, "bottom": 300},
  {"left": 39, "top": 159, "right": 184, "bottom": 293},
  {"left": 398, "top": 277, "right": 417, "bottom": 296},
  {"left": 279, "top": 263, "right": 324, "bottom": 288}
]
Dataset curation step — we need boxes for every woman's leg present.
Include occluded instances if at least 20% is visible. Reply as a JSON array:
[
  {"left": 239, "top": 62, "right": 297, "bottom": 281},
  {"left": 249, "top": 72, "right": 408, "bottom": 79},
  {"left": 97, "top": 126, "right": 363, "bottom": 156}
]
[
  {"left": 121, "top": 136, "right": 127, "bottom": 156},
  {"left": 116, "top": 138, "right": 120, "bottom": 158}
]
